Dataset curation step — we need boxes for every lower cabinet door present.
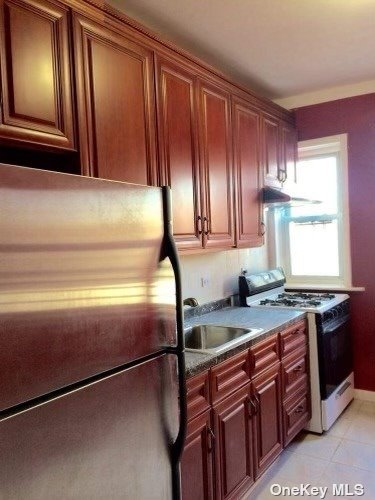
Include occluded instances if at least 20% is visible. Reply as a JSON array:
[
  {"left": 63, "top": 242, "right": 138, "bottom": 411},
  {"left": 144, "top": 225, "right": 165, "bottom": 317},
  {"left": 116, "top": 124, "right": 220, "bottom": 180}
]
[
  {"left": 283, "top": 390, "right": 311, "bottom": 446},
  {"left": 252, "top": 363, "right": 283, "bottom": 479},
  {"left": 181, "top": 410, "right": 214, "bottom": 500},
  {"left": 213, "top": 383, "right": 254, "bottom": 500}
]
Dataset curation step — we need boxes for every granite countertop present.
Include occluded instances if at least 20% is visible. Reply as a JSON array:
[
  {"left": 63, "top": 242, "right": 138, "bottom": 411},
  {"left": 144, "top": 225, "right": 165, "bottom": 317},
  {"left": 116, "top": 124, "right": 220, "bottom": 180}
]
[{"left": 184, "top": 306, "right": 306, "bottom": 377}]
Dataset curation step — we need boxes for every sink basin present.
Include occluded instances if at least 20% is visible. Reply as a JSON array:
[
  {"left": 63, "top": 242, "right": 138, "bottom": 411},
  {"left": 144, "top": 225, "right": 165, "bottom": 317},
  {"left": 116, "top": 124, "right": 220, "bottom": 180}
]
[{"left": 184, "top": 324, "right": 263, "bottom": 354}]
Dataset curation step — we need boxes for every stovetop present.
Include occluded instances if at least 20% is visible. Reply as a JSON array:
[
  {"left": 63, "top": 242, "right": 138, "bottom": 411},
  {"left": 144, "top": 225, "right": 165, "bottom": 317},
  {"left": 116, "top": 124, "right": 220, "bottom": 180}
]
[
  {"left": 239, "top": 268, "right": 349, "bottom": 313},
  {"left": 247, "top": 288, "right": 348, "bottom": 313}
]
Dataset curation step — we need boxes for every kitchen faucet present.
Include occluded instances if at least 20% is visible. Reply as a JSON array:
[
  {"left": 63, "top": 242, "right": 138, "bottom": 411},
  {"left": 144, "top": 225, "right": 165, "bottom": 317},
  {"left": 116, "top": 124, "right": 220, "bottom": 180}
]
[{"left": 183, "top": 297, "right": 199, "bottom": 307}]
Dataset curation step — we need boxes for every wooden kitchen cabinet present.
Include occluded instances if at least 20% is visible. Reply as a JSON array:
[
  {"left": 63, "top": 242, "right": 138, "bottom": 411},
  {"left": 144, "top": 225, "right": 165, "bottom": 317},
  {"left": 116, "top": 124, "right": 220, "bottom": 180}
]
[
  {"left": 73, "top": 14, "right": 157, "bottom": 184},
  {"left": 182, "top": 320, "right": 310, "bottom": 499},
  {"left": 232, "top": 97, "right": 263, "bottom": 248},
  {"left": 280, "top": 121, "right": 297, "bottom": 186},
  {"left": 283, "top": 388, "right": 310, "bottom": 446},
  {"left": 280, "top": 319, "right": 311, "bottom": 446},
  {"left": 213, "top": 383, "right": 255, "bottom": 500},
  {"left": 154, "top": 55, "right": 202, "bottom": 249},
  {"left": 197, "top": 78, "right": 235, "bottom": 249},
  {"left": 252, "top": 363, "right": 283, "bottom": 478},
  {"left": 155, "top": 54, "right": 235, "bottom": 250},
  {"left": 181, "top": 410, "right": 215, "bottom": 500},
  {"left": 0, "top": 0, "right": 75, "bottom": 149},
  {"left": 262, "top": 114, "right": 281, "bottom": 188},
  {"left": 262, "top": 113, "right": 297, "bottom": 189}
]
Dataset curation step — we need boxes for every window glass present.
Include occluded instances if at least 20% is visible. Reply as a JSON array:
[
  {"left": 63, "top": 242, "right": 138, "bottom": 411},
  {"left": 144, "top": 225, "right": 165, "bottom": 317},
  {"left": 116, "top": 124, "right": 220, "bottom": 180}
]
[
  {"left": 288, "top": 219, "right": 339, "bottom": 276},
  {"left": 285, "top": 154, "right": 340, "bottom": 277}
]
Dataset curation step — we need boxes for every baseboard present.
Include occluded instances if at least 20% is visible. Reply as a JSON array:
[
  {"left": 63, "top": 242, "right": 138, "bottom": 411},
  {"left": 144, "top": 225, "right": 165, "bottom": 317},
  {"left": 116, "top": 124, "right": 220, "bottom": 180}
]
[{"left": 354, "top": 389, "right": 375, "bottom": 402}]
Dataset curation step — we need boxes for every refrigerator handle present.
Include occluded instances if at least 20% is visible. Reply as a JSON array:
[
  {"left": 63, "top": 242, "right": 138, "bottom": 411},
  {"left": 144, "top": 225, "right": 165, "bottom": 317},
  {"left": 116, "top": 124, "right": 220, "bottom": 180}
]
[{"left": 161, "top": 186, "right": 187, "bottom": 500}]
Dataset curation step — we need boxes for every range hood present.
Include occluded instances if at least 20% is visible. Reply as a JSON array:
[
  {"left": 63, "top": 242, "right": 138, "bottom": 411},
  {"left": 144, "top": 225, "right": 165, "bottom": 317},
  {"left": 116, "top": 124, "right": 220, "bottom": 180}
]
[{"left": 262, "top": 186, "right": 321, "bottom": 206}]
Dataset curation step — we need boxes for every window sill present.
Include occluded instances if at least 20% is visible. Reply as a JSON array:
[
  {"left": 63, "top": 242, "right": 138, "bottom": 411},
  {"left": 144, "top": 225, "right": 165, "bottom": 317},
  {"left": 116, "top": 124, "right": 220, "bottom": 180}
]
[{"left": 285, "top": 283, "right": 365, "bottom": 293}]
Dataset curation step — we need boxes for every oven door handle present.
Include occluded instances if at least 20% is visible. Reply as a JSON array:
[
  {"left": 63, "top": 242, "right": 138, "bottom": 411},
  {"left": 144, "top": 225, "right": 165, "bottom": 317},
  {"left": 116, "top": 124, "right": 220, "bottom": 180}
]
[{"left": 322, "top": 315, "right": 349, "bottom": 334}]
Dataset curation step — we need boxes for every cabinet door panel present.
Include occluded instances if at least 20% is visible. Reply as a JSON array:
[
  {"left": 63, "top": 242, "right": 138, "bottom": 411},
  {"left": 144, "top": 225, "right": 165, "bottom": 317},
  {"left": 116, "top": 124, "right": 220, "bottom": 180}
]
[
  {"left": 263, "top": 115, "right": 281, "bottom": 188},
  {"left": 181, "top": 410, "right": 214, "bottom": 500},
  {"left": 0, "top": 0, "right": 74, "bottom": 148},
  {"left": 281, "top": 122, "right": 297, "bottom": 185},
  {"left": 74, "top": 15, "right": 157, "bottom": 185},
  {"left": 198, "top": 80, "right": 234, "bottom": 248},
  {"left": 233, "top": 98, "right": 263, "bottom": 247},
  {"left": 283, "top": 389, "right": 311, "bottom": 446},
  {"left": 213, "top": 384, "right": 254, "bottom": 500},
  {"left": 252, "top": 363, "right": 283, "bottom": 478},
  {"left": 155, "top": 56, "right": 201, "bottom": 248}
]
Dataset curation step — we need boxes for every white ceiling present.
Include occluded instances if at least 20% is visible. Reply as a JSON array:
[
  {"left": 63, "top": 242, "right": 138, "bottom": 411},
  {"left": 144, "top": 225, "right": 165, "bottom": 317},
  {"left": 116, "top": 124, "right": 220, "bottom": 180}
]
[{"left": 108, "top": 0, "right": 375, "bottom": 102}]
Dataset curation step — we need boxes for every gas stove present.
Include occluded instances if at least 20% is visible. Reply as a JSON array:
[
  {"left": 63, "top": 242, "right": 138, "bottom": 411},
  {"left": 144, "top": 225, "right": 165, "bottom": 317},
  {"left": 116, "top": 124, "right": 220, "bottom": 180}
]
[
  {"left": 238, "top": 269, "right": 348, "bottom": 313},
  {"left": 248, "top": 289, "right": 346, "bottom": 313},
  {"left": 238, "top": 268, "right": 353, "bottom": 434}
]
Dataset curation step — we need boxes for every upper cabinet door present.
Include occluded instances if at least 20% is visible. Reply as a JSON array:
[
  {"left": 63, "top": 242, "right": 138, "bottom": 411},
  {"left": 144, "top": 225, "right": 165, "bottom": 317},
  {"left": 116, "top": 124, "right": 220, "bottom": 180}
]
[
  {"left": 198, "top": 79, "right": 234, "bottom": 249},
  {"left": 0, "top": 0, "right": 75, "bottom": 149},
  {"left": 280, "top": 122, "right": 297, "bottom": 186},
  {"left": 262, "top": 114, "right": 282, "bottom": 188},
  {"left": 232, "top": 98, "right": 263, "bottom": 248},
  {"left": 73, "top": 15, "right": 157, "bottom": 185},
  {"left": 154, "top": 55, "right": 202, "bottom": 249}
]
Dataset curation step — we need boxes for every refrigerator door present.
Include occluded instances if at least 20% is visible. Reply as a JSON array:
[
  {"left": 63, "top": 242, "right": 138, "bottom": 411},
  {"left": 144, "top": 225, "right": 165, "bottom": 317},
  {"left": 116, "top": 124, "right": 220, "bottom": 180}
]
[
  {"left": 0, "top": 164, "right": 177, "bottom": 411},
  {"left": 0, "top": 354, "right": 179, "bottom": 500}
]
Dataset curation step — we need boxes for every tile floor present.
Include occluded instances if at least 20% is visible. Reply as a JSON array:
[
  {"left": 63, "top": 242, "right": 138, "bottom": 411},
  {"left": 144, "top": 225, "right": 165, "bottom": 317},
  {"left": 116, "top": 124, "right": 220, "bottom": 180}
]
[{"left": 244, "top": 399, "right": 375, "bottom": 499}]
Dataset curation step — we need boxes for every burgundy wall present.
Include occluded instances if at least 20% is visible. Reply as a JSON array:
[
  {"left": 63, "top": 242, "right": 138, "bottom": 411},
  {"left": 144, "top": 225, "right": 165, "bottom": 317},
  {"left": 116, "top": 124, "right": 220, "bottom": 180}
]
[{"left": 295, "top": 93, "right": 375, "bottom": 392}]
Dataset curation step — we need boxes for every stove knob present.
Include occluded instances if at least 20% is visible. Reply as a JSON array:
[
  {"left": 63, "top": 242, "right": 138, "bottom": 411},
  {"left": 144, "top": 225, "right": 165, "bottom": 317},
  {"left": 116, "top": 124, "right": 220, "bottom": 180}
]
[{"left": 325, "top": 310, "right": 334, "bottom": 322}]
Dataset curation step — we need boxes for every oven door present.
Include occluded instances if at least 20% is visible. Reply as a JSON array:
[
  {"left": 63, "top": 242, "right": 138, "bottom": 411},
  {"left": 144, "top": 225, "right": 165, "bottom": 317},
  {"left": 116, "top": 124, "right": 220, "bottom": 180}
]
[{"left": 318, "top": 315, "right": 352, "bottom": 400}]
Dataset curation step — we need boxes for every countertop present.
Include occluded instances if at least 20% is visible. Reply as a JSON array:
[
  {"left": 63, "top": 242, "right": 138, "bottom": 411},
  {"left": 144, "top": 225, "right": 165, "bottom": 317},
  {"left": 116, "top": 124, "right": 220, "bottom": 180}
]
[{"left": 184, "top": 306, "right": 306, "bottom": 377}]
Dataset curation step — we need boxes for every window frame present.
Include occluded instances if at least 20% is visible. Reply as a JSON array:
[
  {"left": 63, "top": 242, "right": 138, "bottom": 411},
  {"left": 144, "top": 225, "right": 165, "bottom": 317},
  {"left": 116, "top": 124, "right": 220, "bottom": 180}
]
[{"left": 278, "top": 134, "right": 352, "bottom": 287}]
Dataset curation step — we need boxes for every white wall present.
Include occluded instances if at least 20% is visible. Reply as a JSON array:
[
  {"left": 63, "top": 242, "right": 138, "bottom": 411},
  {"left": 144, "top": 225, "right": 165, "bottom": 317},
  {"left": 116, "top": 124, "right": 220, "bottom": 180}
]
[{"left": 180, "top": 246, "right": 268, "bottom": 304}]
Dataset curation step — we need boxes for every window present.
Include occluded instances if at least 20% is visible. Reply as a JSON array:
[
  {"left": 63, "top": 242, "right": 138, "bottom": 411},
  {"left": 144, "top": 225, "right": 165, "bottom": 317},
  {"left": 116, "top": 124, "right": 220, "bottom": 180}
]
[{"left": 277, "top": 134, "right": 352, "bottom": 287}]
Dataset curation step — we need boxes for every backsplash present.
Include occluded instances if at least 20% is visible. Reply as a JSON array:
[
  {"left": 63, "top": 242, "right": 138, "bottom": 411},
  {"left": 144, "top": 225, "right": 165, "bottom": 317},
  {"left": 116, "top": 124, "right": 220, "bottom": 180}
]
[{"left": 180, "top": 246, "right": 268, "bottom": 304}]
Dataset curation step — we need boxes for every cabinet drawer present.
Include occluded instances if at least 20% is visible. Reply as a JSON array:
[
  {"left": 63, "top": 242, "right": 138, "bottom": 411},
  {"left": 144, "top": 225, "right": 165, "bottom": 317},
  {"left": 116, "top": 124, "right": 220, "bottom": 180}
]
[
  {"left": 283, "top": 390, "right": 311, "bottom": 446},
  {"left": 249, "top": 333, "right": 279, "bottom": 378},
  {"left": 282, "top": 345, "right": 309, "bottom": 401},
  {"left": 210, "top": 350, "right": 250, "bottom": 405},
  {"left": 187, "top": 371, "right": 210, "bottom": 421},
  {"left": 280, "top": 320, "right": 307, "bottom": 358}
]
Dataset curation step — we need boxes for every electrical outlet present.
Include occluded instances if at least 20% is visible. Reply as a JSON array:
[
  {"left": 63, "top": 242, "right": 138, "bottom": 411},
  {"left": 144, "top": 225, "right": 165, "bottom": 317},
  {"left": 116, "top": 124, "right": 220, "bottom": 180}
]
[{"left": 201, "top": 276, "right": 210, "bottom": 288}]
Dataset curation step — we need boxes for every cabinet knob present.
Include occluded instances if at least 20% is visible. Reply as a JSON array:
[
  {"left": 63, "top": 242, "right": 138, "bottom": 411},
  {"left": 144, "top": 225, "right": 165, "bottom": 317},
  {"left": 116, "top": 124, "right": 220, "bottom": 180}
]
[{"left": 293, "top": 365, "right": 303, "bottom": 372}]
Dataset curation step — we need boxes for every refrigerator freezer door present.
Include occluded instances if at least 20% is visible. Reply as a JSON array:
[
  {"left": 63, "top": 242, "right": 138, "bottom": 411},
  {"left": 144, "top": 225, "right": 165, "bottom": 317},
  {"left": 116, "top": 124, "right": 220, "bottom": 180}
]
[
  {"left": 0, "top": 354, "right": 179, "bottom": 500},
  {"left": 0, "top": 164, "right": 178, "bottom": 411}
]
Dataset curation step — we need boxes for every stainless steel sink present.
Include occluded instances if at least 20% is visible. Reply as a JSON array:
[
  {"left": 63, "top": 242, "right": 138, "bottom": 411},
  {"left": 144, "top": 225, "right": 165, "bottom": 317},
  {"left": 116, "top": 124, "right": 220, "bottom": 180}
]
[{"left": 184, "top": 324, "right": 263, "bottom": 354}]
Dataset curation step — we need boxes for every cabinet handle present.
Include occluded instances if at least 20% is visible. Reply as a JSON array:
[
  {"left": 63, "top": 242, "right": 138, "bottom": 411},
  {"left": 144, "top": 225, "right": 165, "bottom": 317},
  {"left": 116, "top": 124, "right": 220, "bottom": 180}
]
[
  {"left": 295, "top": 405, "right": 304, "bottom": 414},
  {"left": 253, "top": 394, "right": 260, "bottom": 414},
  {"left": 207, "top": 427, "right": 215, "bottom": 451},
  {"left": 246, "top": 397, "right": 254, "bottom": 417},
  {"left": 293, "top": 365, "right": 303, "bottom": 372},
  {"left": 203, "top": 216, "right": 210, "bottom": 235},
  {"left": 197, "top": 215, "right": 202, "bottom": 235},
  {"left": 278, "top": 169, "right": 287, "bottom": 184},
  {"left": 260, "top": 222, "right": 266, "bottom": 236}
]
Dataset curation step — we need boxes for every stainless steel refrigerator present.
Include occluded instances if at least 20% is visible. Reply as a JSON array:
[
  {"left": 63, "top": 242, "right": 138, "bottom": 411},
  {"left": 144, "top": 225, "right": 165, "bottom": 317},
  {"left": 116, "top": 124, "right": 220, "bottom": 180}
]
[{"left": 0, "top": 164, "right": 186, "bottom": 499}]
